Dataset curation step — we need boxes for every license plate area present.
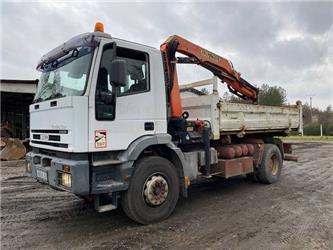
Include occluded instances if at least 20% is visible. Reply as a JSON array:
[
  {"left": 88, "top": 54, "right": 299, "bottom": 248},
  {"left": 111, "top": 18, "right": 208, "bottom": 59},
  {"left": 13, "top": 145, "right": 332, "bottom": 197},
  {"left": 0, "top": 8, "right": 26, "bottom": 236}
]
[{"left": 36, "top": 168, "right": 48, "bottom": 182}]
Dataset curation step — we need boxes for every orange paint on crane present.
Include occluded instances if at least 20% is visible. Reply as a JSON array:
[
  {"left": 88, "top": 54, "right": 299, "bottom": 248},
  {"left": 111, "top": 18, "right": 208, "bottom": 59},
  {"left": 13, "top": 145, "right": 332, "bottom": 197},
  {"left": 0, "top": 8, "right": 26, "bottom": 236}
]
[{"left": 160, "top": 35, "right": 258, "bottom": 119}]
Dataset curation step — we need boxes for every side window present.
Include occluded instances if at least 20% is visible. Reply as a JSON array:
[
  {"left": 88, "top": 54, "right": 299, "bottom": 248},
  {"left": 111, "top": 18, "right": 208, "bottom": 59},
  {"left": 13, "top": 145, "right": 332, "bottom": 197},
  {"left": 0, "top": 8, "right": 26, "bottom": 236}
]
[
  {"left": 95, "top": 44, "right": 115, "bottom": 120},
  {"left": 117, "top": 47, "right": 149, "bottom": 96}
]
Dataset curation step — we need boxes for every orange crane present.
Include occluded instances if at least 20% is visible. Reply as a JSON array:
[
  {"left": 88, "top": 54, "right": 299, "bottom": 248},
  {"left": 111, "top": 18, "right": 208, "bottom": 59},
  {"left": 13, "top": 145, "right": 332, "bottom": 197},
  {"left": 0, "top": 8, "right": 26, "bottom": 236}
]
[{"left": 160, "top": 35, "right": 259, "bottom": 119}]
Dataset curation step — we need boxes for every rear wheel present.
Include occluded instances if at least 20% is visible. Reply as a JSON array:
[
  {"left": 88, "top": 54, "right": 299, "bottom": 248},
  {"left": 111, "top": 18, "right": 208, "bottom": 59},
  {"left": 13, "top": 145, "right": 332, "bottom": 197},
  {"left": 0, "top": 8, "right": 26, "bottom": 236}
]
[
  {"left": 256, "top": 144, "right": 282, "bottom": 184},
  {"left": 121, "top": 156, "right": 179, "bottom": 224}
]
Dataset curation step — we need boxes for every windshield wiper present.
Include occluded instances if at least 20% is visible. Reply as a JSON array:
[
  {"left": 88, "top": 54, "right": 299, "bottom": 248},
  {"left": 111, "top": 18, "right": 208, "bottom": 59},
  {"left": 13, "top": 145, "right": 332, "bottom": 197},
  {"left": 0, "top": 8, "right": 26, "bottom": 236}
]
[
  {"left": 33, "top": 97, "right": 43, "bottom": 103},
  {"left": 33, "top": 93, "right": 65, "bottom": 104},
  {"left": 46, "top": 92, "right": 65, "bottom": 100},
  {"left": 52, "top": 92, "right": 65, "bottom": 98}
]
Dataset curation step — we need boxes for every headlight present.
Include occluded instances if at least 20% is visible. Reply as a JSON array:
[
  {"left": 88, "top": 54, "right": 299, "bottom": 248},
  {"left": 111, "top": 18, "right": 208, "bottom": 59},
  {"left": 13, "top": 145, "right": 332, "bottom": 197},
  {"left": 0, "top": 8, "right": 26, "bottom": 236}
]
[{"left": 60, "top": 172, "right": 72, "bottom": 187}]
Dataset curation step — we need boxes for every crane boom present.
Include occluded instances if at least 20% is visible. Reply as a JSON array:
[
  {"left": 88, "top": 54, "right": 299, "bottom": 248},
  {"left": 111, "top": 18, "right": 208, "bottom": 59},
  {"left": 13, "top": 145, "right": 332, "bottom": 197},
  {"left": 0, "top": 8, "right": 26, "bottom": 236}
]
[{"left": 160, "top": 35, "right": 259, "bottom": 118}]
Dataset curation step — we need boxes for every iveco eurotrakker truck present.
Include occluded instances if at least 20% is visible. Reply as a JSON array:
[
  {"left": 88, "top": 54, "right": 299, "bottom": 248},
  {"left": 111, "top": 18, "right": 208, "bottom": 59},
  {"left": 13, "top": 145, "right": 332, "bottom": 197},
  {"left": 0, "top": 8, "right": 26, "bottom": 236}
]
[{"left": 26, "top": 23, "right": 302, "bottom": 224}]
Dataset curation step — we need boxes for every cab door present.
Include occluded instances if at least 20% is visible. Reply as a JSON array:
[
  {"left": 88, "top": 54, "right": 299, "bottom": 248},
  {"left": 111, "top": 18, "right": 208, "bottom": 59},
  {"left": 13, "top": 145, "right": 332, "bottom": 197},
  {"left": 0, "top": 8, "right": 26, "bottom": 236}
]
[{"left": 88, "top": 40, "right": 160, "bottom": 152}]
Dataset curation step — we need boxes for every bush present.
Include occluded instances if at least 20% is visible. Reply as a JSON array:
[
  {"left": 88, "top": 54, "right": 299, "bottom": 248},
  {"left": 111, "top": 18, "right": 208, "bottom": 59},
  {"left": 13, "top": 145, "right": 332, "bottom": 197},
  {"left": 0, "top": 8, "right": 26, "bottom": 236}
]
[{"left": 303, "top": 123, "right": 333, "bottom": 136}]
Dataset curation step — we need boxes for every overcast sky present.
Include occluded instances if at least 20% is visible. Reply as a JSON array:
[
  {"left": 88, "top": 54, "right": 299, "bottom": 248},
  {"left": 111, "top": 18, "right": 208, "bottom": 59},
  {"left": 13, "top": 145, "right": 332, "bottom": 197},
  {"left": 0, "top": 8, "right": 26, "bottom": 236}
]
[{"left": 1, "top": 1, "right": 332, "bottom": 109}]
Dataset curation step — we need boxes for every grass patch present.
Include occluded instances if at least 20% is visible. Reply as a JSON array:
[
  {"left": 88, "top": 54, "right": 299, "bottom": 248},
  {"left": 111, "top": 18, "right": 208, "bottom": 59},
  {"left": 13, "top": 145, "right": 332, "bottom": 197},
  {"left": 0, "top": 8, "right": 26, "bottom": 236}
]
[{"left": 280, "top": 136, "right": 333, "bottom": 141}]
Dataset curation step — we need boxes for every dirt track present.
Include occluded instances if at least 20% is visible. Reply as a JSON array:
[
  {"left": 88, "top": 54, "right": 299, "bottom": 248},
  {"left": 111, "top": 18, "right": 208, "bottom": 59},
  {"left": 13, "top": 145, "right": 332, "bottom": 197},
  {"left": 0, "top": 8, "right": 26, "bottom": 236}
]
[{"left": 1, "top": 142, "right": 333, "bottom": 249}]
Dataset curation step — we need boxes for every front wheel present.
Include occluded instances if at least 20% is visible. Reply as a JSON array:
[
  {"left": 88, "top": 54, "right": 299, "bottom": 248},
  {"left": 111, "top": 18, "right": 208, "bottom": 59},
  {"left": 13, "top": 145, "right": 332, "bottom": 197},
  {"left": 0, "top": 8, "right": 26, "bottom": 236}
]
[
  {"left": 121, "top": 156, "right": 179, "bottom": 224},
  {"left": 256, "top": 144, "right": 283, "bottom": 184}
]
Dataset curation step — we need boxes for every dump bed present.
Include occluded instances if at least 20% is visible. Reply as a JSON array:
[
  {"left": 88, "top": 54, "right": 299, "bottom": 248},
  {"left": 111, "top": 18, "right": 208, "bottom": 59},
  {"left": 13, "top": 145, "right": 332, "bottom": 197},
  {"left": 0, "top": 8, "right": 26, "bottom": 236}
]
[{"left": 181, "top": 94, "right": 303, "bottom": 140}]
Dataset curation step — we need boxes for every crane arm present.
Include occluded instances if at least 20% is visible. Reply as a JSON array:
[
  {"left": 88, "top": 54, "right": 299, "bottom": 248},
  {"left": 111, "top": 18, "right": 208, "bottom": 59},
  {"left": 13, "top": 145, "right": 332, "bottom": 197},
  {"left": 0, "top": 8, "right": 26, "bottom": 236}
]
[{"left": 160, "top": 35, "right": 259, "bottom": 118}]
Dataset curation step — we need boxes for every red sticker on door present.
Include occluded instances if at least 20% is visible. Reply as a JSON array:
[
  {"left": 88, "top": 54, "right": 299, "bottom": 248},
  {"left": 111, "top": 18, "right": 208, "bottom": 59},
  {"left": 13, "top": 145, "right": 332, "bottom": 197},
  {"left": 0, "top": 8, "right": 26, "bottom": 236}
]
[{"left": 95, "top": 130, "right": 107, "bottom": 148}]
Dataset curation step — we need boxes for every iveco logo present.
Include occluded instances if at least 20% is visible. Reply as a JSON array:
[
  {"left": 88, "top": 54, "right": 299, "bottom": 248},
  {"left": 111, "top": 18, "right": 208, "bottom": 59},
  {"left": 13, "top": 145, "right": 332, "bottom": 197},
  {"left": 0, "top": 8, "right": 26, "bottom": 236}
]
[{"left": 40, "top": 134, "right": 49, "bottom": 141}]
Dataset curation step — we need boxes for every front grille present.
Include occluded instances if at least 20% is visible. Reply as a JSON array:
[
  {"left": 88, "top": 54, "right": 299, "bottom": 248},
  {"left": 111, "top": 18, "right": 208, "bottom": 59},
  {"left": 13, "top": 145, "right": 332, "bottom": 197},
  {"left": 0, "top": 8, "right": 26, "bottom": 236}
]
[
  {"left": 32, "top": 134, "right": 60, "bottom": 141},
  {"left": 48, "top": 135, "right": 61, "bottom": 141},
  {"left": 33, "top": 134, "right": 41, "bottom": 139},
  {"left": 31, "top": 140, "right": 68, "bottom": 148},
  {"left": 31, "top": 129, "right": 68, "bottom": 134}
]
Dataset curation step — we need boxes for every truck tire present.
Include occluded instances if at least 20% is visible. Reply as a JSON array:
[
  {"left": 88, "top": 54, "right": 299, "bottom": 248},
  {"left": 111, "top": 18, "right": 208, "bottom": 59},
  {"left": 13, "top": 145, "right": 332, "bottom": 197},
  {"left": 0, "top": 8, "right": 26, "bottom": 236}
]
[
  {"left": 121, "top": 156, "right": 179, "bottom": 224},
  {"left": 256, "top": 144, "right": 282, "bottom": 184}
]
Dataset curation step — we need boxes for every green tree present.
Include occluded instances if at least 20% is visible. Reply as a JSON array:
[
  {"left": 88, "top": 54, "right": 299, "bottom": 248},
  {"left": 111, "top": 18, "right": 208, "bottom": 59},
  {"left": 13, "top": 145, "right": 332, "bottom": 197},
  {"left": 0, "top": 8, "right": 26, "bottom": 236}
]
[
  {"left": 258, "top": 84, "right": 286, "bottom": 106},
  {"left": 319, "top": 105, "right": 333, "bottom": 124},
  {"left": 222, "top": 84, "right": 287, "bottom": 106},
  {"left": 302, "top": 102, "right": 312, "bottom": 124}
]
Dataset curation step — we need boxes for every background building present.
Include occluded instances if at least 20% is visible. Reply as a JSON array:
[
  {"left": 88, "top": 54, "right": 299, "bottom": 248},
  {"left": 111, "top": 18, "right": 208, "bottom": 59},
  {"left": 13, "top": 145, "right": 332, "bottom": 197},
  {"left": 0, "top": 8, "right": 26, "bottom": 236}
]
[{"left": 1, "top": 79, "right": 38, "bottom": 139}]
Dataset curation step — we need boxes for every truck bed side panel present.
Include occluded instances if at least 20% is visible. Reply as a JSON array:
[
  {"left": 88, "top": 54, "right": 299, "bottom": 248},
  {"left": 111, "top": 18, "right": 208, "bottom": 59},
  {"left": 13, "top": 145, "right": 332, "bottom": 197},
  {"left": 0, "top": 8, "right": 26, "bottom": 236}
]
[{"left": 181, "top": 95, "right": 302, "bottom": 138}]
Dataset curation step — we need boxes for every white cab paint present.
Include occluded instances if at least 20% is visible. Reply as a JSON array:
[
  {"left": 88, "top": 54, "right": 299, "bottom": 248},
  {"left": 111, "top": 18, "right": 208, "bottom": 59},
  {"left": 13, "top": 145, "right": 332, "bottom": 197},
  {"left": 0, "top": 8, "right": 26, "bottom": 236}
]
[
  {"left": 87, "top": 38, "right": 167, "bottom": 152},
  {"left": 30, "top": 96, "right": 89, "bottom": 152}
]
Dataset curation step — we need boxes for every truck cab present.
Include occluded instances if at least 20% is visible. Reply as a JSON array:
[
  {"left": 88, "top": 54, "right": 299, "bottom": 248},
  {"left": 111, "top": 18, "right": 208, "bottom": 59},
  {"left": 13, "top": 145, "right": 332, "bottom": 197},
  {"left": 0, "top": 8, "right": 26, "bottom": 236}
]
[
  {"left": 30, "top": 32, "right": 167, "bottom": 153},
  {"left": 27, "top": 30, "right": 185, "bottom": 222}
]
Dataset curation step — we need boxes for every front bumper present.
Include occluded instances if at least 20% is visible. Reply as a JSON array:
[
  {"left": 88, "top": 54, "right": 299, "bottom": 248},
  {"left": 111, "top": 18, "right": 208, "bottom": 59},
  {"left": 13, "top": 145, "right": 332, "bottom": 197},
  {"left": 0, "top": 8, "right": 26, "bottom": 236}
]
[{"left": 26, "top": 151, "right": 90, "bottom": 196}]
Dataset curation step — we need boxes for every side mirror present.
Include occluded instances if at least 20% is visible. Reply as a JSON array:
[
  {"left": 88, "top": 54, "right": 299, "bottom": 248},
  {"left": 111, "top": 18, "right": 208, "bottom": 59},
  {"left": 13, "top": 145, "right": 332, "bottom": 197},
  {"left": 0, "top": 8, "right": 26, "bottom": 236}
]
[{"left": 109, "top": 59, "right": 127, "bottom": 87}]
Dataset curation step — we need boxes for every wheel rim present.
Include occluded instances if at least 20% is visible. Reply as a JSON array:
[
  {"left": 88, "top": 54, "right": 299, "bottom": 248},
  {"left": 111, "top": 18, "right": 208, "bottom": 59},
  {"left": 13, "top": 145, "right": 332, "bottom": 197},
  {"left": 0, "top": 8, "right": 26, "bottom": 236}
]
[
  {"left": 143, "top": 173, "right": 169, "bottom": 206},
  {"left": 269, "top": 155, "right": 279, "bottom": 176}
]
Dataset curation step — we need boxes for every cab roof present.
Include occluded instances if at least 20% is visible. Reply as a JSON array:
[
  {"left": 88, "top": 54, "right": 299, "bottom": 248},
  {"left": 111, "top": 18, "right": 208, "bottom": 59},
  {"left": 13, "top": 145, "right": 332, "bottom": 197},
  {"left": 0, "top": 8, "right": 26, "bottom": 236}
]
[{"left": 37, "top": 32, "right": 157, "bottom": 70}]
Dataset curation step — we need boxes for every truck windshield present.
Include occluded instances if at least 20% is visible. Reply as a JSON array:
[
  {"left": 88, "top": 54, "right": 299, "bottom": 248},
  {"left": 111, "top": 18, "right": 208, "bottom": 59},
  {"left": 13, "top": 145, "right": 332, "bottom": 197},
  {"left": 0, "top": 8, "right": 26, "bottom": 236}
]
[{"left": 34, "top": 47, "right": 94, "bottom": 103}]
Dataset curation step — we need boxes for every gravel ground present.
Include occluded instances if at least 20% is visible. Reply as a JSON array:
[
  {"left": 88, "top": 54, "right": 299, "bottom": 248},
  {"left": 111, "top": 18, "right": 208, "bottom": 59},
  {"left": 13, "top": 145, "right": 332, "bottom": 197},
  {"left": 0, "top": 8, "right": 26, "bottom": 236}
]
[{"left": 1, "top": 142, "right": 333, "bottom": 249}]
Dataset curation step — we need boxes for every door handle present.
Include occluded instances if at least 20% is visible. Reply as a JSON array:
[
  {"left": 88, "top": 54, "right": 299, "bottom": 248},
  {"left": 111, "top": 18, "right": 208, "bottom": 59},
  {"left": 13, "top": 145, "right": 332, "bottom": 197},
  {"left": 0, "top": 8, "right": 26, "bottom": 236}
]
[{"left": 144, "top": 122, "right": 154, "bottom": 131}]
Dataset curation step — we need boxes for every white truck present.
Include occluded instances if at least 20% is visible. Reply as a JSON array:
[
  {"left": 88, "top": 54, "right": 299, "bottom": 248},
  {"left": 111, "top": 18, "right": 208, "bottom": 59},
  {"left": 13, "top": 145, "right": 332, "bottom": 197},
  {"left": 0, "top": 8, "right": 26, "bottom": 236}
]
[{"left": 26, "top": 23, "right": 302, "bottom": 224}]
